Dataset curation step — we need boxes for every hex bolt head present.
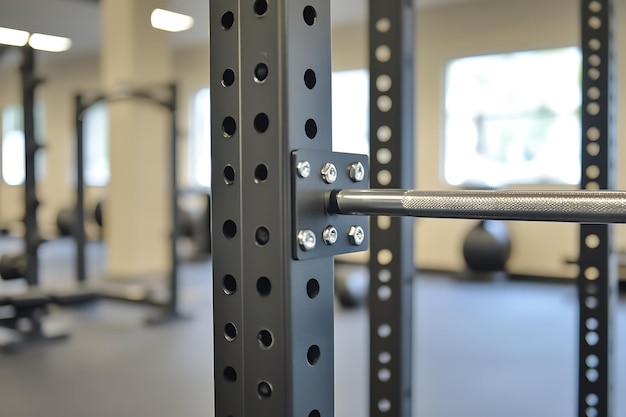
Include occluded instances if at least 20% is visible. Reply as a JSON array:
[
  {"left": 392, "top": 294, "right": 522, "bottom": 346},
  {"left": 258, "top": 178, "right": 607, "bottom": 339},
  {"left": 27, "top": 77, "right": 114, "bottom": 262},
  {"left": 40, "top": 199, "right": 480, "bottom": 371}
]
[
  {"left": 321, "top": 162, "right": 338, "bottom": 184},
  {"left": 296, "top": 161, "right": 311, "bottom": 178},
  {"left": 322, "top": 226, "right": 338, "bottom": 245},
  {"left": 297, "top": 230, "right": 317, "bottom": 251},
  {"left": 349, "top": 162, "right": 365, "bottom": 182},
  {"left": 348, "top": 225, "right": 365, "bottom": 246}
]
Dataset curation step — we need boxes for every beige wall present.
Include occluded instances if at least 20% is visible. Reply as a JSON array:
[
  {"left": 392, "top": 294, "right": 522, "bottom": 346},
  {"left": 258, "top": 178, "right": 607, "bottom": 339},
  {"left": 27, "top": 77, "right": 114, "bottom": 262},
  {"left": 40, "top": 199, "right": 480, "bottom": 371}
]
[{"left": 0, "top": 0, "right": 624, "bottom": 278}]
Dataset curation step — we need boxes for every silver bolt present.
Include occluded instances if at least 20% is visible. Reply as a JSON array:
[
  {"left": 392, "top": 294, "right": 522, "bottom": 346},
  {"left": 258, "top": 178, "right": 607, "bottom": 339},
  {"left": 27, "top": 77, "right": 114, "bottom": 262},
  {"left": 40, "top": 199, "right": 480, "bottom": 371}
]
[
  {"left": 296, "top": 161, "right": 311, "bottom": 178},
  {"left": 321, "top": 162, "right": 338, "bottom": 184},
  {"left": 297, "top": 230, "right": 317, "bottom": 251},
  {"left": 348, "top": 225, "right": 365, "bottom": 246},
  {"left": 349, "top": 162, "right": 365, "bottom": 182},
  {"left": 322, "top": 226, "right": 338, "bottom": 245}
]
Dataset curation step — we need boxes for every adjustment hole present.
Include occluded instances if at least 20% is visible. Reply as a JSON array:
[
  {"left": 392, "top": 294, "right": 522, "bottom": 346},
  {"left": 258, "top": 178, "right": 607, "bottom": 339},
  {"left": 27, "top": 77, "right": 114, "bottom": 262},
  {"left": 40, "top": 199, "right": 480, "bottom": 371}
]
[
  {"left": 377, "top": 285, "right": 392, "bottom": 301},
  {"left": 378, "top": 269, "right": 391, "bottom": 283},
  {"left": 586, "top": 296, "right": 599, "bottom": 309},
  {"left": 586, "top": 165, "right": 600, "bottom": 180},
  {"left": 257, "top": 277, "right": 272, "bottom": 296},
  {"left": 303, "top": 6, "right": 317, "bottom": 26},
  {"left": 377, "top": 170, "right": 392, "bottom": 186},
  {"left": 304, "top": 69, "right": 317, "bottom": 89},
  {"left": 221, "top": 11, "right": 235, "bottom": 29},
  {"left": 309, "top": 411, "right": 321, "bottom": 417},
  {"left": 375, "top": 45, "right": 392, "bottom": 62},
  {"left": 377, "top": 126, "right": 392, "bottom": 142},
  {"left": 255, "top": 226, "right": 270, "bottom": 245},
  {"left": 224, "top": 323, "right": 237, "bottom": 341},
  {"left": 588, "top": 68, "right": 600, "bottom": 80},
  {"left": 254, "top": 63, "right": 269, "bottom": 83},
  {"left": 589, "top": 54, "right": 601, "bottom": 67},
  {"left": 588, "top": 16, "right": 602, "bottom": 30},
  {"left": 587, "top": 87, "right": 601, "bottom": 100},
  {"left": 586, "top": 354, "right": 600, "bottom": 368},
  {"left": 254, "top": 0, "right": 268, "bottom": 16},
  {"left": 257, "top": 329, "right": 273, "bottom": 349},
  {"left": 378, "top": 351, "right": 392, "bottom": 364},
  {"left": 222, "top": 117, "right": 237, "bottom": 137},
  {"left": 587, "top": 143, "right": 600, "bottom": 157},
  {"left": 586, "top": 317, "right": 599, "bottom": 331},
  {"left": 254, "top": 113, "right": 270, "bottom": 133},
  {"left": 588, "top": 38, "right": 601, "bottom": 51},
  {"left": 586, "top": 283, "right": 598, "bottom": 295},
  {"left": 586, "top": 369, "right": 599, "bottom": 382},
  {"left": 376, "top": 18, "right": 391, "bottom": 33},
  {"left": 305, "top": 119, "right": 318, "bottom": 139},
  {"left": 586, "top": 331, "right": 599, "bottom": 346},
  {"left": 585, "top": 234, "right": 600, "bottom": 249},
  {"left": 307, "top": 345, "right": 321, "bottom": 365},
  {"left": 377, "top": 95, "right": 393, "bottom": 112},
  {"left": 222, "top": 69, "right": 235, "bottom": 87},
  {"left": 587, "top": 102, "right": 600, "bottom": 116},
  {"left": 585, "top": 266, "right": 600, "bottom": 280},
  {"left": 307, "top": 279, "right": 320, "bottom": 299},
  {"left": 377, "top": 249, "right": 393, "bottom": 266},
  {"left": 377, "top": 216, "right": 391, "bottom": 231},
  {"left": 586, "top": 182, "right": 600, "bottom": 190},
  {"left": 223, "top": 275, "right": 237, "bottom": 295},
  {"left": 586, "top": 407, "right": 599, "bottom": 417},
  {"left": 378, "top": 399, "right": 391, "bottom": 413},
  {"left": 254, "top": 164, "right": 268, "bottom": 182},
  {"left": 587, "top": 393, "right": 599, "bottom": 406},
  {"left": 378, "top": 368, "right": 391, "bottom": 382},
  {"left": 377, "top": 323, "right": 392, "bottom": 338},
  {"left": 257, "top": 381, "right": 273, "bottom": 399},
  {"left": 587, "top": 127, "right": 600, "bottom": 141},
  {"left": 224, "top": 165, "right": 235, "bottom": 185},
  {"left": 223, "top": 366, "right": 237, "bottom": 382},
  {"left": 223, "top": 220, "right": 237, "bottom": 238},
  {"left": 377, "top": 148, "right": 392, "bottom": 164},
  {"left": 376, "top": 74, "right": 392, "bottom": 92}
]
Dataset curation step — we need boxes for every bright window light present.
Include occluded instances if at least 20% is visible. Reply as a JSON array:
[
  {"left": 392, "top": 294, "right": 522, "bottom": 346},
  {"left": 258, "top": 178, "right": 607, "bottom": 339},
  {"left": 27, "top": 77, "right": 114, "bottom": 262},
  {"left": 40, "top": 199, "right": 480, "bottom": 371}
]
[
  {"left": 28, "top": 33, "right": 72, "bottom": 52},
  {"left": 443, "top": 47, "right": 581, "bottom": 188},
  {"left": 189, "top": 88, "right": 211, "bottom": 187},
  {"left": 151, "top": 9, "right": 194, "bottom": 32},
  {"left": 0, "top": 27, "right": 29, "bottom": 47},
  {"left": 332, "top": 69, "right": 369, "bottom": 155}
]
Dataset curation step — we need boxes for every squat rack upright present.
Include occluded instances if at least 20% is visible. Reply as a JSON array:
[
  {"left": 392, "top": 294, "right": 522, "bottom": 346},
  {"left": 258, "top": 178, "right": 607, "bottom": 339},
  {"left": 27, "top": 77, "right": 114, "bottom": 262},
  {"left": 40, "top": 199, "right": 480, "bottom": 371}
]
[{"left": 209, "top": 0, "right": 618, "bottom": 416}]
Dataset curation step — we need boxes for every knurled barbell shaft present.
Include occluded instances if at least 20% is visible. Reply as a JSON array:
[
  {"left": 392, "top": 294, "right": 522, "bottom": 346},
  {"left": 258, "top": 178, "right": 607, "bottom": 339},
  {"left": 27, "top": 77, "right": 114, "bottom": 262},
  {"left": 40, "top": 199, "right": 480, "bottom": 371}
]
[{"left": 328, "top": 189, "right": 626, "bottom": 223}]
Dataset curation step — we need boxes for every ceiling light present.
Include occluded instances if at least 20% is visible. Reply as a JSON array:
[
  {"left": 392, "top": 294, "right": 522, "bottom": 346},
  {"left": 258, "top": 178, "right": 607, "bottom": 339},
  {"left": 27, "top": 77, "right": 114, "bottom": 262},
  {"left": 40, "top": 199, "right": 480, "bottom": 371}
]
[
  {"left": 0, "top": 27, "right": 30, "bottom": 47},
  {"left": 28, "top": 33, "right": 72, "bottom": 52},
  {"left": 151, "top": 8, "right": 194, "bottom": 32}
]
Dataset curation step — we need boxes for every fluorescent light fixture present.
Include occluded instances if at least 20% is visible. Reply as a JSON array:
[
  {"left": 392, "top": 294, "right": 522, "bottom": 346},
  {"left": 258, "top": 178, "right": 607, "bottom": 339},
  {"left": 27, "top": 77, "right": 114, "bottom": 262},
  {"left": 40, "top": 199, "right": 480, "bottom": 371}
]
[
  {"left": 0, "top": 27, "right": 30, "bottom": 47},
  {"left": 28, "top": 33, "right": 72, "bottom": 52},
  {"left": 151, "top": 8, "right": 194, "bottom": 32}
]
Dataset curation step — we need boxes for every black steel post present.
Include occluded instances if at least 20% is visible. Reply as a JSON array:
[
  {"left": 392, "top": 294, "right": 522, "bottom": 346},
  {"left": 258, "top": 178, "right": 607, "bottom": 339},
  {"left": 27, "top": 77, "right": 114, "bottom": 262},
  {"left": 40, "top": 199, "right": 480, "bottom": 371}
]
[
  {"left": 74, "top": 94, "right": 87, "bottom": 283},
  {"left": 20, "top": 46, "right": 42, "bottom": 287},
  {"left": 368, "top": 1, "right": 415, "bottom": 416},
  {"left": 578, "top": 1, "right": 616, "bottom": 416}
]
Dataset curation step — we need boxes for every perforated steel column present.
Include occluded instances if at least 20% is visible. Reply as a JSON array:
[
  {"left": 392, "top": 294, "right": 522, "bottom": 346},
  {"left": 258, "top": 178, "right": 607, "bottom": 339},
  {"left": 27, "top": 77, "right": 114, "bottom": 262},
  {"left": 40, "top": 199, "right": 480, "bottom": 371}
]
[
  {"left": 578, "top": 1, "right": 616, "bottom": 416},
  {"left": 368, "top": 1, "right": 415, "bottom": 416},
  {"left": 210, "top": 0, "right": 335, "bottom": 416}
]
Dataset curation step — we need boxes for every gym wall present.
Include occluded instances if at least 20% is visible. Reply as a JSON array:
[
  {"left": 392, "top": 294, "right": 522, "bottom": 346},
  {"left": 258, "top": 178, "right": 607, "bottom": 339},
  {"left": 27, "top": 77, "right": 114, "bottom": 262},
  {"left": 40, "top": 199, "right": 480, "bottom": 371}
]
[{"left": 0, "top": 0, "right": 624, "bottom": 279}]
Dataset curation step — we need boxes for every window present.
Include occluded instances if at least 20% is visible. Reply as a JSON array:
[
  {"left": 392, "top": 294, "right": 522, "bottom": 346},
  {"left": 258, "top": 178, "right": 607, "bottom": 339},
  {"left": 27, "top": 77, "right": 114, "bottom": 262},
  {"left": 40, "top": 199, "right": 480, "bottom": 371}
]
[
  {"left": 332, "top": 69, "right": 369, "bottom": 155},
  {"left": 83, "top": 102, "right": 110, "bottom": 186},
  {"left": 443, "top": 47, "right": 582, "bottom": 188},
  {"left": 2, "top": 103, "right": 45, "bottom": 185},
  {"left": 189, "top": 88, "right": 210, "bottom": 187}
]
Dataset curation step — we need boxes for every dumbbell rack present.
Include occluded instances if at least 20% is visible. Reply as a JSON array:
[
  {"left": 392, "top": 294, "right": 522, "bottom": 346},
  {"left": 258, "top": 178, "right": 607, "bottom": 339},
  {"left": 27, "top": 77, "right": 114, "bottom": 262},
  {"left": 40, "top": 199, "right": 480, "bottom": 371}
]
[{"left": 209, "top": 0, "right": 616, "bottom": 416}]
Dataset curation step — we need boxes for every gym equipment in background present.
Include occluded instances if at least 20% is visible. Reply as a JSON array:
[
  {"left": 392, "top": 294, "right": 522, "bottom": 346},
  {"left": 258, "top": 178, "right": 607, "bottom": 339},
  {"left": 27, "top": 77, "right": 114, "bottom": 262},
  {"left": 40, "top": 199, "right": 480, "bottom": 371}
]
[
  {"left": 74, "top": 84, "right": 188, "bottom": 324},
  {"left": 462, "top": 220, "right": 511, "bottom": 273}
]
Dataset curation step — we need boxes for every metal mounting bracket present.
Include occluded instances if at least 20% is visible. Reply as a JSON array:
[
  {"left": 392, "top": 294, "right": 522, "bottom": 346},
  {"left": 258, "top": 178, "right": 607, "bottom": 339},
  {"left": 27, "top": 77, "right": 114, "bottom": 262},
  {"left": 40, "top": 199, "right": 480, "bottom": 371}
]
[{"left": 292, "top": 149, "right": 369, "bottom": 260}]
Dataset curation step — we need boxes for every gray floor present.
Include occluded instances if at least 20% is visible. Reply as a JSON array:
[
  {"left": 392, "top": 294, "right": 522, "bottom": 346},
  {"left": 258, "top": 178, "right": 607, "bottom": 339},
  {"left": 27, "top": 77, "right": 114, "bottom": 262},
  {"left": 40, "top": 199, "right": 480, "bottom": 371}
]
[{"left": 0, "top": 239, "right": 625, "bottom": 417}]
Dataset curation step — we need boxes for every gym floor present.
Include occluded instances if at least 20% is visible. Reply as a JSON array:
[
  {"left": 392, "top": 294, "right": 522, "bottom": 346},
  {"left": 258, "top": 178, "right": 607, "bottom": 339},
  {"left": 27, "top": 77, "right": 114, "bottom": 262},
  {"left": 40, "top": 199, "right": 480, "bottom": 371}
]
[{"left": 1, "top": 239, "right": 625, "bottom": 417}]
